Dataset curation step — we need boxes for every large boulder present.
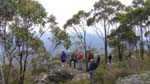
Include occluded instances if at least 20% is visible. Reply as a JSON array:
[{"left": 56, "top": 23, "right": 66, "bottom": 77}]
[
  {"left": 35, "top": 60, "right": 89, "bottom": 84},
  {"left": 48, "top": 60, "right": 74, "bottom": 83},
  {"left": 117, "top": 72, "right": 150, "bottom": 84}
]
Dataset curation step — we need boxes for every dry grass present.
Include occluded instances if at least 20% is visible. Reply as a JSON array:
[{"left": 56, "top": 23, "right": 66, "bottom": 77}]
[{"left": 66, "top": 57, "right": 150, "bottom": 84}]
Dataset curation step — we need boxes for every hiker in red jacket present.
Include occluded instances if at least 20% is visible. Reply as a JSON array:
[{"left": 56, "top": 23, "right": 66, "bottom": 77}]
[{"left": 77, "top": 51, "right": 83, "bottom": 70}]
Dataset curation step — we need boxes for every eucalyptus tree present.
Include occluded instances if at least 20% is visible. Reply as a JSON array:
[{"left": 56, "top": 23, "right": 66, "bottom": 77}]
[
  {"left": 111, "top": 8, "right": 141, "bottom": 60},
  {"left": 0, "top": 0, "right": 55, "bottom": 84},
  {"left": 126, "top": 0, "right": 150, "bottom": 59},
  {"left": 51, "top": 26, "right": 71, "bottom": 50},
  {"left": 108, "top": 24, "right": 139, "bottom": 60},
  {"left": 0, "top": 33, "right": 18, "bottom": 84},
  {"left": 122, "top": 29, "right": 139, "bottom": 58},
  {"left": 144, "top": 31, "right": 150, "bottom": 55},
  {"left": 45, "top": 14, "right": 71, "bottom": 50},
  {"left": 0, "top": 0, "right": 17, "bottom": 84},
  {"left": 12, "top": 0, "right": 48, "bottom": 84},
  {"left": 110, "top": 13, "right": 126, "bottom": 61},
  {"left": 130, "top": 9, "right": 146, "bottom": 59},
  {"left": 144, "top": 0, "right": 150, "bottom": 56},
  {"left": 87, "top": 0, "right": 124, "bottom": 63},
  {"left": 64, "top": 10, "right": 89, "bottom": 71}
]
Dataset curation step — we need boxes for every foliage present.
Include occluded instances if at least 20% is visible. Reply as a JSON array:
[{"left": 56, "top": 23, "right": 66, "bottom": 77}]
[
  {"left": 51, "top": 26, "right": 71, "bottom": 49},
  {"left": 66, "top": 79, "right": 91, "bottom": 84},
  {"left": 87, "top": 0, "right": 125, "bottom": 63},
  {"left": 64, "top": 10, "right": 90, "bottom": 71},
  {"left": 1, "top": 0, "right": 150, "bottom": 84},
  {"left": 31, "top": 64, "right": 48, "bottom": 76},
  {"left": 93, "top": 57, "right": 150, "bottom": 84}
]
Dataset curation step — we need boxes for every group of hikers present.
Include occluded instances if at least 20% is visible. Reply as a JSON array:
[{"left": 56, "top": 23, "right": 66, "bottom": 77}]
[{"left": 60, "top": 50, "right": 112, "bottom": 84}]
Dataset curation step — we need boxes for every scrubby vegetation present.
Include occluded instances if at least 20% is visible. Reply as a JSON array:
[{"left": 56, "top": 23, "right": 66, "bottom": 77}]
[
  {"left": 67, "top": 57, "right": 150, "bottom": 84},
  {"left": 0, "top": 0, "right": 150, "bottom": 84}
]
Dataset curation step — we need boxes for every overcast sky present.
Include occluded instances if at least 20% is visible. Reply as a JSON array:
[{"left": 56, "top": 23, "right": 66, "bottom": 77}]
[{"left": 37, "top": 0, "right": 133, "bottom": 28}]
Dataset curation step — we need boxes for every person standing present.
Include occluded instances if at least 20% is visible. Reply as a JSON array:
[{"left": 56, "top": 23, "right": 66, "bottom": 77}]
[
  {"left": 66, "top": 50, "right": 71, "bottom": 64},
  {"left": 108, "top": 54, "right": 112, "bottom": 64},
  {"left": 77, "top": 51, "right": 83, "bottom": 70},
  {"left": 60, "top": 50, "right": 67, "bottom": 63},
  {"left": 96, "top": 55, "right": 100, "bottom": 67},
  {"left": 88, "top": 58, "right": 97, "bottom": 84},
  {"left": 88, "top": 51, "right": 94, "bottom": 62},
  {"left": 70, "top": 51, "right": 77, "bottom": 68}
]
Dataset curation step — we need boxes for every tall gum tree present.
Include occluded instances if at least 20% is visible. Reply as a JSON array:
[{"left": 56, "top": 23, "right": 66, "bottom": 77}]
[
  {"left": 64, "top": 10, "right": 89, "bottom": 71},
  {"left": 0, "top": 0, "right": 17, "bottom": 84},
  {"left": 126, "top": 0, "right": 150, "bottom": 59},
  {"left": 87, "top": 0, "right": 124, "bottom": 63},
  {"left": 11, "top": 0, "right": 48, "bottom": 84}
]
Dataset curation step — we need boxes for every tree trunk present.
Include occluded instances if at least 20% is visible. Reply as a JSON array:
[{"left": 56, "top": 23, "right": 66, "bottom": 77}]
[
  {"left": 118, "top": 34, "right": 122, "bottom": 61},
  {"left": 140, "top": 26, "right": 144, "bottom": 60},
  {"left": 105, "top": 36, "right": 108, "bottom": 63},
  {"left": 83, "top": 30, "right": 88, "bottom": 71},
  {"left": 18, "top": 44, "right": 24, "bottom": 84},
  {"left": 148, "top": 37, "right": 150, "bottom": 56},
  {"left": 19, "top": 29, "right": 29, "bottom": 84},
  {"left": 18, "top": 76, "right": 24, "bottom": 84},
  {"left": 118, "top": 48, "right": 122, "bottom": 61},
  {"left": 5, "top": 58, "right": 13, "bottom": 84},
  {"left": 84, "top": 45, "right": 88, "bottom": 71},
  {"left": 104, "top": 22, "right": 108, "bottom": 63},
  {"left": 0, "top": 65, "right": 6, "bottom": 84},
  {"left": 18, "top": 54, "right": 23, "bottom": 84},
  {"left": 128, "top": 42, "right": 132, "bottom": 58}
]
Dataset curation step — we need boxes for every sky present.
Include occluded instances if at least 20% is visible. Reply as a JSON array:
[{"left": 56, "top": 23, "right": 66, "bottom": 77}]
[
  {"left": 36, "top": 0, "right": 133, "bottom": 54},
  {"left": 37, "top": 0, "right": 133, "bottom": 28}
]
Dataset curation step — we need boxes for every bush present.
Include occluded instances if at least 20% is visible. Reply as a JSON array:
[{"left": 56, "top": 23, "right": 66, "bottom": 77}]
[
  {"left": 95, "top": 66, "right": 105, "bottom": 84},
  {"left": 24, "top": 72, "right": 34, "bottom": 84},
  {"left": 63, "top": 57, "right": 150, "bottom": 84},
  {"left": 66, "top": 79, "right": 91, "bottom": 84},
  {"left": 31, "top": 64, "right": 48, "bottom": 75}
]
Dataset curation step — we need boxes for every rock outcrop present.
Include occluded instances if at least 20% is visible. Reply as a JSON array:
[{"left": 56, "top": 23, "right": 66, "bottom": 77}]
[
  {"left": 117, "top": 72, "right": 150, "bottom": 84},
  {"left": 35, "top": 60, "right": 89, "bottom": 84},
  {"left": 35, "top": 73, "right": 49, "bottom": 84},
  {"left": 48, "top": 60, "right": 73, "bottom": 83}
]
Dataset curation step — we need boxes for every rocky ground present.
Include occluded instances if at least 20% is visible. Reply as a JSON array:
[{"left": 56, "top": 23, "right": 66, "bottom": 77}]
[
  {"left": 35, "top": 60, "right": 89, "bottom": 84},
  {"left": 117, "top": 72, "right": 150, "bottom": 84},
  {"left": 35, "top": 60, "right": 150, "bottom": 84}
]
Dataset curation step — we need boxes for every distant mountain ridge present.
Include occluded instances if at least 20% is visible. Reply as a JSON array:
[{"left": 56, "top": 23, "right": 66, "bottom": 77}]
[{"left": 40, "top": 33, "right": 104, "bottom": 56}]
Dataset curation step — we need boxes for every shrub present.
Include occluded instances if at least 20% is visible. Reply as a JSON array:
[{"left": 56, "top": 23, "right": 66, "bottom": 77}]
[
  {"left": 66, "top": 79, "right": 91, "bottom": 84},
  {"left": 31, "top": 64, "right": 48, "bottom": 75},
  {"left": 95, "top": 66, "right": 105, "bottom": 84}
]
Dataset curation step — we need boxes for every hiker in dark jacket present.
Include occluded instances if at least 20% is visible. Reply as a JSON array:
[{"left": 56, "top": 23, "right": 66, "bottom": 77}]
[
  {"left": 96, "top": 55, "right": 100, "bottom": 67},
  {"left": 88, "top": 58, "right": 97, "bottom": 84},
  {"left": 60, "top": 51, "right": 67, "bottom": 63},
  {"left": 70, "top": 51, "right": 77, "bottom": 68},
  {"left": 108, "top": 54, "right": 112, "bottom": 64}
]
